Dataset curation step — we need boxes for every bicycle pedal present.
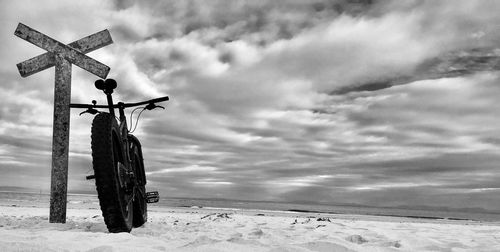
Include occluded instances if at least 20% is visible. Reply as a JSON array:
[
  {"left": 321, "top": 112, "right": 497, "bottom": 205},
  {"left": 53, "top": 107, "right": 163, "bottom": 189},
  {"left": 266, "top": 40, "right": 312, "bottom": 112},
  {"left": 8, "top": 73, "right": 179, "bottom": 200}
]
[{"left": 146, "top": 191, "right": 159, "bottom": 203}]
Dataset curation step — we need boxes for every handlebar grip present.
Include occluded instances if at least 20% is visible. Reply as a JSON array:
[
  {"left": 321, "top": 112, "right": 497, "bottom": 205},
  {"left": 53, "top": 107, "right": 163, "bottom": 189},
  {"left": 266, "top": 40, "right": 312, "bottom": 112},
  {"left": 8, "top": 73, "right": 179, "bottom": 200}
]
[
  {"left": 149, "top": 96, "right": 169, "bottom": 104},
  {"left": 70, "top": 103, "right": 109, "bottom": 109},
  {"left": 70, "top": 103, "right": 91, "bottom": 108}
]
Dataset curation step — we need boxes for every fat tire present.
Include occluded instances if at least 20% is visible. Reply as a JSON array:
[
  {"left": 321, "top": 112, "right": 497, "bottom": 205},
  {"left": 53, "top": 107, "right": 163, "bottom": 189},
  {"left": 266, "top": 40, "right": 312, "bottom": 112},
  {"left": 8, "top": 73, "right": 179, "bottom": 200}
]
[
  {"left": 130, "top": 138, "right": 147, "bottom": 227},
  {"left": 133, "top": 185, "right": 147, "bottom": 227},
  {"left": 91, "top": 113, "right": 133, "bottom": 233}
]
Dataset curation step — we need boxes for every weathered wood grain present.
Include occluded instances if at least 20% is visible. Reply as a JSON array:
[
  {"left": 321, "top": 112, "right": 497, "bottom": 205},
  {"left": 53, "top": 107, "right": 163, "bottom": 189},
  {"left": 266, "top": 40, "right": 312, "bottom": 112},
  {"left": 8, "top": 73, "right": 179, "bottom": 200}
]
[
  {"left": 15, "top": 23, "right": 111, "bottom": 78},
  {"left": 16, "top": 29, "right": 112, "bottom": 77}
]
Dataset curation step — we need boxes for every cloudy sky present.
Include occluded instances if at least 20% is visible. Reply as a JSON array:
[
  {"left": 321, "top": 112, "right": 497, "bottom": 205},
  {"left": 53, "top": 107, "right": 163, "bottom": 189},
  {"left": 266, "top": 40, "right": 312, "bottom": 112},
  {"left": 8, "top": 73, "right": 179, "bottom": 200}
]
[{"left": 1, "top": 0, "right": 500, "bottom": 211}]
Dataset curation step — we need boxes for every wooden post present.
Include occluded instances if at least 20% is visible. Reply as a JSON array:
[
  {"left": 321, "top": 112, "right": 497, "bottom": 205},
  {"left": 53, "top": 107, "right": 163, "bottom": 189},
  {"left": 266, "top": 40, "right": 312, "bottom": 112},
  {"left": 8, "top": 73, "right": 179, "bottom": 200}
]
[
  {"left": 14, "top": 23, "right": 113, "bottom": 223},
  {"left": 49, "top": 54, "right": 72, "bottom": 223}
]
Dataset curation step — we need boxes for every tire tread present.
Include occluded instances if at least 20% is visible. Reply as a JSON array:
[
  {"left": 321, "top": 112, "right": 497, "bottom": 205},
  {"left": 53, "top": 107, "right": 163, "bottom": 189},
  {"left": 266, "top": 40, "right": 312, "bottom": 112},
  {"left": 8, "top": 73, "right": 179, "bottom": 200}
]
[{"left": 91, "top": 113, "right": 132, "bottom": 233}]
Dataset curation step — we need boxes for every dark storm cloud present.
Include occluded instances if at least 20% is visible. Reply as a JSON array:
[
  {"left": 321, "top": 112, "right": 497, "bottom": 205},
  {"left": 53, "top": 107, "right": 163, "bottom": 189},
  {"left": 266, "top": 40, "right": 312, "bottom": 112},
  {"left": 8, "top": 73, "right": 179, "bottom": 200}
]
[
  {"left": 331, "top": 48, "right": 500, "bottom": 94},
  {"left": 110, "top": 0, "right": 375, "bottom": 44}
]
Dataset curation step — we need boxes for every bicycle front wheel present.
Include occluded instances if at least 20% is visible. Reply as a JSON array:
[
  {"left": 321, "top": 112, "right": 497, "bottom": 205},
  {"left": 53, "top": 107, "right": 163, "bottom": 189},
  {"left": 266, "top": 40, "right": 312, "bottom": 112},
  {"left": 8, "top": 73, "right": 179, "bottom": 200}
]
[{"left": 91, "top": 113, "right": 133, "bottom": 233}]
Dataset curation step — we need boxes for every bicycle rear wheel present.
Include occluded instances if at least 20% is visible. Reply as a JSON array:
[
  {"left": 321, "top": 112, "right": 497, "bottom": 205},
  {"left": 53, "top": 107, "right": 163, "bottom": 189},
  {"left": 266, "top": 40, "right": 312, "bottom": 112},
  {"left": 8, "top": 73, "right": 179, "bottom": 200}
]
[
  {"left": 129, "top": 138, "right": 147, "bottom": 227},
  {"left": 91, "top": 113, "right": 133, "bottom": 233}
]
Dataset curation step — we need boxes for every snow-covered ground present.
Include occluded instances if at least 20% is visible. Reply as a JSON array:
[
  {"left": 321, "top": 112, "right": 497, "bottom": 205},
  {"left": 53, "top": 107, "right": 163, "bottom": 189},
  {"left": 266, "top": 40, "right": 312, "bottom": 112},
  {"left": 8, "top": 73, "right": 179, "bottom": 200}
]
[{"left": 0, "top": 203, "right": 499, "bottom": 252}]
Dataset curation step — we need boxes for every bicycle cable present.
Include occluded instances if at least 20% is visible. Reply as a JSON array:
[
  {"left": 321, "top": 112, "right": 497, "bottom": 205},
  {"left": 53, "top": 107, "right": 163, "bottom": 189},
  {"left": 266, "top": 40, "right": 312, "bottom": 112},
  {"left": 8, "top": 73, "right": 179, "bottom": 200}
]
[
  {"left": 128, "top": 107, "right": 143, "bottom": 131},
  {"left": 129, "top": 107, "right": 146, "bottom": 133}
]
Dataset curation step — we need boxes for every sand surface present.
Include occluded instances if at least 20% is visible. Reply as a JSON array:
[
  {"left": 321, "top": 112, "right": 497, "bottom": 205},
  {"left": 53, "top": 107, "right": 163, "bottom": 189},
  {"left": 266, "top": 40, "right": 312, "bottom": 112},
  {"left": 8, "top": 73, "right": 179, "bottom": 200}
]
[{"left": 0, "top": 202, "right": 499, "bottom": 252}]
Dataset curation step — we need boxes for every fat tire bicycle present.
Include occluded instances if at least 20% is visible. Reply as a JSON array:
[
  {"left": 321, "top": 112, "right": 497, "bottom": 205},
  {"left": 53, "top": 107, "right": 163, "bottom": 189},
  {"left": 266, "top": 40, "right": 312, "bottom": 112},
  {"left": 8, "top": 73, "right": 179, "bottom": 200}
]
[{"left": 70, "top": 79, "right": 168, "bottom": 233}]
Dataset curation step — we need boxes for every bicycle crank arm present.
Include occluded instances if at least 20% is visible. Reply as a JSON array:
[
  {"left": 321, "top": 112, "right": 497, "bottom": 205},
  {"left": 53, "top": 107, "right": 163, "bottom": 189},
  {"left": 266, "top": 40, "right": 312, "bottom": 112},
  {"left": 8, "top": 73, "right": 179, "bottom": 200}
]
[{"left": 146, "top": 191, "right": 160, "bottom": 203}]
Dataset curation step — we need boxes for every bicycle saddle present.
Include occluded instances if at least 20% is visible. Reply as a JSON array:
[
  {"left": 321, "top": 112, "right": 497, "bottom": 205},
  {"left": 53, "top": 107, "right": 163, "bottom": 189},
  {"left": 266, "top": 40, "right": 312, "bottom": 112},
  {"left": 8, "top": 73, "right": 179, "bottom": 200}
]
[{"left": 95, "top": 79, "right": 117, "bottom": 93}]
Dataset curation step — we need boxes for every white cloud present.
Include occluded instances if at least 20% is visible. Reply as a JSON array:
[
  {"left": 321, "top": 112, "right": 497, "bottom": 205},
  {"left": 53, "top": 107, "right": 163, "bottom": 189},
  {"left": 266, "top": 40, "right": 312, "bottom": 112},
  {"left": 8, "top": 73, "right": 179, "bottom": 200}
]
[
  {"left": 146, "top": 165, "right": 218, "bottom": 176},
  {"left": 268, "top": 175, "right": 334, "bottom": 188},
  {"left": 192, "top": 180, "right": 233, "bottom": 186},
  {"left": 349, "top": 182, "right": 443, "bottom": 191}
]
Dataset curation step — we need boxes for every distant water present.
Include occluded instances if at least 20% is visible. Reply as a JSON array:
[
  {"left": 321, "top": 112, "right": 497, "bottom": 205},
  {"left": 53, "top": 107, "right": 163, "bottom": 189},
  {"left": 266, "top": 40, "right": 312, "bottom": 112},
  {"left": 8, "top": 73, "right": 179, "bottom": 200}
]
[
  {"left": 157, "top": 197, "right": 500, "bottom": 222},
  {"left": 0, "top": 191, "right": 98, "bottom": 208},
  {"left": 1, "top": 191, "right": 499, "bottom": 222}
]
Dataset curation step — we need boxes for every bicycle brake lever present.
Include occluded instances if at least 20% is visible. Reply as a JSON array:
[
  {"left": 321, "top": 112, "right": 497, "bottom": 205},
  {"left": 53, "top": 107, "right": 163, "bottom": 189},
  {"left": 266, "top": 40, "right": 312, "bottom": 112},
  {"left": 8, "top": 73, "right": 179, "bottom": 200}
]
[
  {"left": 79, "top": 108, "right": 100, "bottom": 116},
  {"left": 145, "top": 103, "right": 155, "bottom": 110},
  {"left": 145, "top": 103, "right": 165, "bottom": 110}
]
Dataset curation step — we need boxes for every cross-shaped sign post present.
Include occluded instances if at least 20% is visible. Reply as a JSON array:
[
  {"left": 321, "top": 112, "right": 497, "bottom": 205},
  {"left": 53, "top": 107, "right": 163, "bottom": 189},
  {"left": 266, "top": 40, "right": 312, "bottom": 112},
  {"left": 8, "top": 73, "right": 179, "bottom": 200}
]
[{"left": 15, "top": 23, "right": 113, "bottom": 223}]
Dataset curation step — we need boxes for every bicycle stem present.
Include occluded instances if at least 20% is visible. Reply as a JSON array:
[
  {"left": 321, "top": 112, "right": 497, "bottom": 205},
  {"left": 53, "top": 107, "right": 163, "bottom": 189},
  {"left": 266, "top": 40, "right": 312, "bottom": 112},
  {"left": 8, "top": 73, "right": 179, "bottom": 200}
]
[
  {"left": 117, "top": 102, "right": 126, "bottom": 123},
  {"left": 104, "top": 90, "right": 115, "bottom": 118}
]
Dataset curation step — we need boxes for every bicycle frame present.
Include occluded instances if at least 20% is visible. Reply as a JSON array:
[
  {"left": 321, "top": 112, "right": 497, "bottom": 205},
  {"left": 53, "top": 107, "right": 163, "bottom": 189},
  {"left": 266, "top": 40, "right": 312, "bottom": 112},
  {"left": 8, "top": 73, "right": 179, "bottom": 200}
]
[{"left": 69, "top": 82, "right": 169, "bottom": 185}]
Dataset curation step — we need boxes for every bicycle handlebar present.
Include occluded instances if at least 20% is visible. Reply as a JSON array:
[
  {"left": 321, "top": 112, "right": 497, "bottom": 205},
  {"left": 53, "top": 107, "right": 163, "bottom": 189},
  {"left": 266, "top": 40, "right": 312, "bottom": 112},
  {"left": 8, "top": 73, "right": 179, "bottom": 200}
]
[{"left": 70, "top": 95, "right": 169, "bottom": 109}]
